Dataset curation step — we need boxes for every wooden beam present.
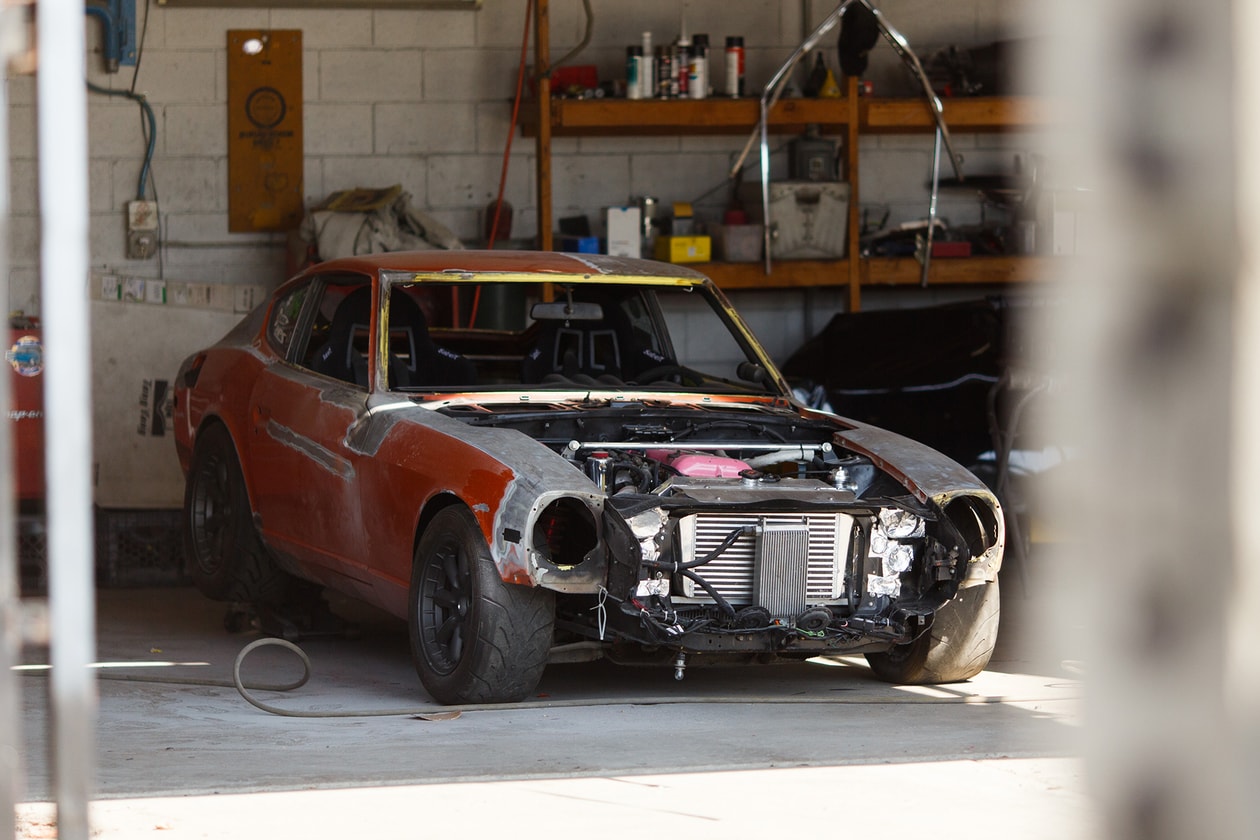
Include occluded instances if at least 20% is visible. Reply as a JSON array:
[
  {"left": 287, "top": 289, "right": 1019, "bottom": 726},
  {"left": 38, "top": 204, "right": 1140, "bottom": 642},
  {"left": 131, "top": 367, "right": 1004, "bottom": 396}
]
[
  {"left": 846, "top": 75, "right": 862, "bottom": 312},
  {"left": 534, "top": 0, "right": 552, "bottom": 251}
]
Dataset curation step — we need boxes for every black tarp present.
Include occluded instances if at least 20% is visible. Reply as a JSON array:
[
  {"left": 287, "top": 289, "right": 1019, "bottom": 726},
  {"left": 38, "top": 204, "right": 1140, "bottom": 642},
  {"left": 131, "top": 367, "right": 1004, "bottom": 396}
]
[{"left": 781, "top": 298, "right": 1013, "bottom": 466}]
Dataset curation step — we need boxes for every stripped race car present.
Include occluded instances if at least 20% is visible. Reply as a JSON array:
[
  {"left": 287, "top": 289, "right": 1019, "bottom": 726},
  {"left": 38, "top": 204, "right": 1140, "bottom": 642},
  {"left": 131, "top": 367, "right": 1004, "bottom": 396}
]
[{"left": 174, "top": 251, "right": 1004, "bottom": 704}]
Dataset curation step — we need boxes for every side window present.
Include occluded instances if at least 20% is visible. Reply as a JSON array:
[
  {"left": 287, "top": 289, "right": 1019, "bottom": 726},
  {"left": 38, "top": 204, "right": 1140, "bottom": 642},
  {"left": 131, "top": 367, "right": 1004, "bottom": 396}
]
[
  {"left": 617, "top": 292, "right": 667, "bottom": 357},
  {"left": 657, "top": 292, "right": 751, "bottom": 381},
  {"left": 268, "top": 282, "right": 311, "bottom": 359},
  {"left": 297, "top": 286, "right": 339, "bottom": 371},
  {"left": 300, "top": 280, "right": 372, "bottom": 386}
]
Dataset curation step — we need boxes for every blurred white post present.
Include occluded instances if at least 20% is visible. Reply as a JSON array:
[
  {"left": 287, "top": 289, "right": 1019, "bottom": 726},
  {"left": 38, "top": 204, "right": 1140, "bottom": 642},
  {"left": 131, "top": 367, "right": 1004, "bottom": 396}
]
[
  {"left": 1230, "top": 0, "right": 1260, "bottom": 834},
  {"left": 0, "top": 18, "right": 18, "bottom": 840},
  {"left": 36, "top": 0, "right": 97, "bottom": 837},
  {"left": 1031, "top": 0, "right": 1255, "bottom": 837}
]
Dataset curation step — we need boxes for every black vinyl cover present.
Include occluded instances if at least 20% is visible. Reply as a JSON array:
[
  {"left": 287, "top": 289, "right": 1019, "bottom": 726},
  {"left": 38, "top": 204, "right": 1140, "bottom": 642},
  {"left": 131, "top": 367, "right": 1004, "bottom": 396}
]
[{"left": 781, "top": 298, "right": 1011, "bottom": 465}]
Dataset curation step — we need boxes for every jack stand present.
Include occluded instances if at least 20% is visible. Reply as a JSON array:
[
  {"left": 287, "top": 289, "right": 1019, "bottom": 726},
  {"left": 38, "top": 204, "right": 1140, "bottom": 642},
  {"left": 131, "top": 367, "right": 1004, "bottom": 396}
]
[
  {"left": 223, "top": 589, "right": 359, "bottom": 643},
  {"left": 673, "top": 652, "right": 687, "bottom": 681}
]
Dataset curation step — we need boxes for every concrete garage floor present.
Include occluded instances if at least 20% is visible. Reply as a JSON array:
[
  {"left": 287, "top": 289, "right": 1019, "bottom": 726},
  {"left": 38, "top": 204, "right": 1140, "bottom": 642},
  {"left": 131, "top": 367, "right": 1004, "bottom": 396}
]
[{"left": 15, "top": 585, "right": 1096, "bottom": 839}]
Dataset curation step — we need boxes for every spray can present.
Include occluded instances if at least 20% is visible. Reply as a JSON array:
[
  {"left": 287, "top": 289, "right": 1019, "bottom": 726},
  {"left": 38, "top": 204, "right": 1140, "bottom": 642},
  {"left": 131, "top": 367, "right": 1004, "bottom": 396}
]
[
  {"left": 689, "top": 34, "right": 710, "bottom": 99},
  {"left": 676, "top": 35, "right": 691, "bottom": 98},
  {"left": 626, "top": 45, "right": 643, "bottom": 99},
  {"left": 725, "top": 35, "right": 745, "bottom": 97},
  {"left": 656, "top": 45, "right": 673, "bottom": 98},
  {"left": 641, "top": 32, "right": 655, "bottom": 99}
]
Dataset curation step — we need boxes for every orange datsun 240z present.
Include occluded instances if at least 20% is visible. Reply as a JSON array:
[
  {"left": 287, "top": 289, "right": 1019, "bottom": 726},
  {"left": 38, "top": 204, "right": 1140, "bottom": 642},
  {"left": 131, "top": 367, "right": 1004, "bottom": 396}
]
[{"left": 174, "top": 251, "right": 1004, "bottom": 704}]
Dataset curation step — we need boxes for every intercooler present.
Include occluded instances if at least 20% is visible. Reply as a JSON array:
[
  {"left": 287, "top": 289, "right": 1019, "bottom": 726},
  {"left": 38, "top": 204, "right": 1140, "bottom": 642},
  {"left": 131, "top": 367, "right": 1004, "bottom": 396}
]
[{"left": 676, "top": 512, "right": 855, "bottom": 616}]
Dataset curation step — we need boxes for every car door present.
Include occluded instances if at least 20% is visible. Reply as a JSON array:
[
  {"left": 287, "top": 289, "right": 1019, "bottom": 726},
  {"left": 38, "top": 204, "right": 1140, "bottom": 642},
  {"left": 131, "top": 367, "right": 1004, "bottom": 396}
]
[{"left": 244, "top": 272, "right": 377, "bottom": 598}]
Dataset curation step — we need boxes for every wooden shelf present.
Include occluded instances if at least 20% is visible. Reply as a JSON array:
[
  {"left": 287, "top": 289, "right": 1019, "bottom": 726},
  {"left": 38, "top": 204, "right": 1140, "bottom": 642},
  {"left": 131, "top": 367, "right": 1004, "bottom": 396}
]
[
  {"left": 863, "top": 96, "right": 1049, "bottom": 133},
  {"left": 527, "top": 1, "right": 1051, "bottom": 305},
  {"left": 522, "top": 97, "right": 850, "bottom": 137},
  {"left": 697, "top": 256, "right": 1049, "bottom": 290},
  {"left": 863, "top": 255, "right": 1049, "bottom": 286},
  {"left": 699, "top": 259, "right": 849, "bottom": 289},
  {"left": 520, "top": 96, "right": 1046, "bottom": 138}
]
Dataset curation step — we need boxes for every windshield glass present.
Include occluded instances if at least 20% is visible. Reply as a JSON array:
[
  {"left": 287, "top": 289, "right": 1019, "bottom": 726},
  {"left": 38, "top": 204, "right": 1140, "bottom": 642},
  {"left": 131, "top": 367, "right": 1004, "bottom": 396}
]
[{"left": 381, "top": 279, "right": 781, "bottom": 396}]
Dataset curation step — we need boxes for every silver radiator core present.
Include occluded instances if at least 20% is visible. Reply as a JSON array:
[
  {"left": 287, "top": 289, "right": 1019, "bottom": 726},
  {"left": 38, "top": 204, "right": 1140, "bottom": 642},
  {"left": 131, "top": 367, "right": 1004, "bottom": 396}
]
[
  {"left": 755, "top": 523, "right": 811, "bottom": 618},
  {"left": 677, "top": 512, "right": 852, "bottom": 614}
]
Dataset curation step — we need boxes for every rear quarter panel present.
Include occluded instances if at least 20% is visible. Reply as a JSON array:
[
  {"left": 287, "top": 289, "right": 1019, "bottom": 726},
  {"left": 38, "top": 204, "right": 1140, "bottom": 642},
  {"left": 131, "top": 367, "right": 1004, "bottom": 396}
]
[{"left": 174, "top": 304, "right": 273, "bottom": 474}]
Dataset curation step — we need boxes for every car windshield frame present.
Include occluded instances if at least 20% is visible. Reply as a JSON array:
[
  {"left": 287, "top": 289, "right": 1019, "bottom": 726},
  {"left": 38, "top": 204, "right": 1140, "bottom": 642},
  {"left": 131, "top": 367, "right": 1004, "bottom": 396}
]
[{"left": 374, "top": 270, "right": 791, "bottom": 399}]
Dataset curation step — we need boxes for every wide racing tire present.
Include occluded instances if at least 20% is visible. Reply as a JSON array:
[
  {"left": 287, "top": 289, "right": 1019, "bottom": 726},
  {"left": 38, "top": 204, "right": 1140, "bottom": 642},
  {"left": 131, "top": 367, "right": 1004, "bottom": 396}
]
[
  {"left": 409, "top": 505, "right": 555, "bottom": 705},
  {"left": 866, "top": 580, "right": 1001, "bottom": 684},
  {"left": 184, "top": 423, "right": 290, "bottom": 604}
]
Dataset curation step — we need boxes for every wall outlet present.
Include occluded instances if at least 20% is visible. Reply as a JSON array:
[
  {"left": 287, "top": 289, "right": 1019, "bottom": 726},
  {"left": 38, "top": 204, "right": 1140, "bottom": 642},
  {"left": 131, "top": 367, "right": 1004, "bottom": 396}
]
[
  {"left": 126, "top": 200, "right": 159, "bottom": 259},
  {"left": 127, "top": 200, "right": 158, "bottom": 231},
  {"left": 127, "top": 229, "right": 157, "bottom": 260}
]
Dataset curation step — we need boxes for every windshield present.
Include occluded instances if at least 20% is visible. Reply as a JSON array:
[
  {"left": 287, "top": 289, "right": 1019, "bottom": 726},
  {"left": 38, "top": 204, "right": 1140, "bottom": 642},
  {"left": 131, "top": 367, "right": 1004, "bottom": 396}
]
[{"left": 380, "top": 279, "right": 783, "bottom": 396}]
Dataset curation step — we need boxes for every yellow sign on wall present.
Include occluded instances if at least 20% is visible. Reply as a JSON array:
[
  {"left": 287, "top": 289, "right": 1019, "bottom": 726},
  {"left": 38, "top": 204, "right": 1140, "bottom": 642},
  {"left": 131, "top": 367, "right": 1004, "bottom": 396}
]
[{"left": 227, "top": 30, "right": 303, "bottom": 232}]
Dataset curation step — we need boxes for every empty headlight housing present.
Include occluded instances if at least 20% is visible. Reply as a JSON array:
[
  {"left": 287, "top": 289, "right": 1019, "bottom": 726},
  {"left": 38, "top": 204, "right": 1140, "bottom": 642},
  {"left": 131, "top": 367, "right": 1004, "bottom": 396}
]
[{"left": 532, "top": 497, "right": 599, "bottom": 570}]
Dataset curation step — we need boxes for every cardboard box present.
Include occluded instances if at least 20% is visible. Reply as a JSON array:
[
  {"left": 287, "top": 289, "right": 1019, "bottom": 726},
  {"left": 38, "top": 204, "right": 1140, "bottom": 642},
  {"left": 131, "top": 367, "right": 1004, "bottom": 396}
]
[
  {"left": 604, "top": 206, "right": 641, "bottom": 258},
  {"left": 1048, "top": 189, "right": 1086, "bottom": 256},
  {"left": 711, "top": 224, "right": 763, "bottom": 263},
  {"left": 653, "top": 235, "right": 711, "bottom": 264}
]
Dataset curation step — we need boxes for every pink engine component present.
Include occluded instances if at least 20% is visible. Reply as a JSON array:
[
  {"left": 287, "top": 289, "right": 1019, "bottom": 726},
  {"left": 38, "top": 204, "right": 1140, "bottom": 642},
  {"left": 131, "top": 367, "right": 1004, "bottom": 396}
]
[{"left": 647, "top": 449, "right": 750, "bottom": 478}]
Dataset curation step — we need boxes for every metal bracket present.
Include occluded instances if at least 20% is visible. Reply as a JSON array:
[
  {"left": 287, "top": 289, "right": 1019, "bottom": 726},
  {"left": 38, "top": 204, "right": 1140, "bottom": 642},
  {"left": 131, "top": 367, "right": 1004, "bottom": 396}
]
[
  {"left": 730, "top": 0, "right": 964, "bottom": 276},
  {"left": 84, "top": 0, "right": 137, "bottom": 73}
]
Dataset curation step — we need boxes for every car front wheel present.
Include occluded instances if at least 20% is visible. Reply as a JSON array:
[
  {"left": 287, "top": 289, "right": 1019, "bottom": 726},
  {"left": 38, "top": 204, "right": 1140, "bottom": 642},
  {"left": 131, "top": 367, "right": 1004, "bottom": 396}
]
[
  {"left": 409, "top": 505, "right": 555, "bottom": 705},
  {"left": 865, "top": 580, "right": 1000, "bottom": 684}
]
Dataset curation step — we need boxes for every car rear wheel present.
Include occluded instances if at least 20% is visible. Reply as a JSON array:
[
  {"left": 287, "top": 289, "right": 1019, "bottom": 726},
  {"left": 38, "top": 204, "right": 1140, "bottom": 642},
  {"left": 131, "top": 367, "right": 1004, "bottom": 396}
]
[
  {"left": 185, "top": 423, "right": 289, "bottom": 604},
  {"left": 409, "top": 505, "right": 555, "bottom": 705},
  {"left": 865, "top": 580, "right": 1000, "bottom": 684}
]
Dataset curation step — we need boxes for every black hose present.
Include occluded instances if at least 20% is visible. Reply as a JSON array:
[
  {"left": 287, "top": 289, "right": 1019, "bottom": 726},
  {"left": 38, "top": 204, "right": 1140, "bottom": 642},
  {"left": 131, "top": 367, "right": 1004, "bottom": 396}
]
[
  {"left": 644, "top": 525, "right": 754, "bottom": 574},
  {"left": 679, "top": 569, "right": 736, "bottom": 616}
]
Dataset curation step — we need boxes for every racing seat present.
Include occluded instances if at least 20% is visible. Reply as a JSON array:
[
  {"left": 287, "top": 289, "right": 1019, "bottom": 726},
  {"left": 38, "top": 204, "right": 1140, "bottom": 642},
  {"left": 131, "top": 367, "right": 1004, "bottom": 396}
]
[
  {"left": 389, "top": 291, "right": 477, "bottom": 388},
  {"left": 520, "top": 299, "right": 672, "bottom": 385},
  {"left": 521, "top": 320, "right": 623, "bottom": 384},
  {"left": 312, "top": 287, "right": 476, "bottom": 389},
  {"left": 312, "top": 286, "right": 373, "bottom": 386}
]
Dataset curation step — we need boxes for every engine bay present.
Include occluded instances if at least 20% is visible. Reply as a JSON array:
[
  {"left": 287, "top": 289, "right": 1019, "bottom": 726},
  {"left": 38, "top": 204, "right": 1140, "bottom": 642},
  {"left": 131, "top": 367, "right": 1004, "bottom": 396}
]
[{"left": 446, "top": 398, "right": 976, "bottom": 663}]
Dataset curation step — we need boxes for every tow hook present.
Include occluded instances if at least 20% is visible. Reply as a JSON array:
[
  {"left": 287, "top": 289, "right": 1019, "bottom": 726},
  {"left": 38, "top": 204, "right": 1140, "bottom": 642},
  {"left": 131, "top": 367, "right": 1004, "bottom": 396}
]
[{"left": 673, "top": 652, "right": 687, "bottom": 681}]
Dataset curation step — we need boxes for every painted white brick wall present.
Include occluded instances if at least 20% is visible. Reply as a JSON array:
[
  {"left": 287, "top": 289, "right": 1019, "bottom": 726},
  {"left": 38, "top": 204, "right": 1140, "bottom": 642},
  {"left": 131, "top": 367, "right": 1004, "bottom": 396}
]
[
  {"left": 320, "top": 50, "right": 424, "bottom": 103},
  {"left": 6, "top": 0, "right": 1037, "bottom": 339}
]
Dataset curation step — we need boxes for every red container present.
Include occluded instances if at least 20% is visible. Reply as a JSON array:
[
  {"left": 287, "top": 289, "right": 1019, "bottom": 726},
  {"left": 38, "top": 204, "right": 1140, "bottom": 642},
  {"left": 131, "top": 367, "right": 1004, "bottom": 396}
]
[
  {"left": 531, "top": 64, "right": 599, "bottom": 97},
  {"left": 7, "top": 326, "right": 46, "bottom": 501}
]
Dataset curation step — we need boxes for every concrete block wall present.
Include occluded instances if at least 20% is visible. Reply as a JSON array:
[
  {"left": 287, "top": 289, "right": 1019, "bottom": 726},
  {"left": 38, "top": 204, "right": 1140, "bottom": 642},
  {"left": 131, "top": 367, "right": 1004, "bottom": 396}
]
[{"left": 4, "top": 0, "right": 1040, "bottom": 319}]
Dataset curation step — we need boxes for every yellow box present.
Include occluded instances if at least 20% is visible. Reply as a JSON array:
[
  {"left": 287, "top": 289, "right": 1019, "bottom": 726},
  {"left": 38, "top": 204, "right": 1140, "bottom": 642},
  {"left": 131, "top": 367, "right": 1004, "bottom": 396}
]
[{"left": 653, "top": 235, "right": 711, "bottom": 264}]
